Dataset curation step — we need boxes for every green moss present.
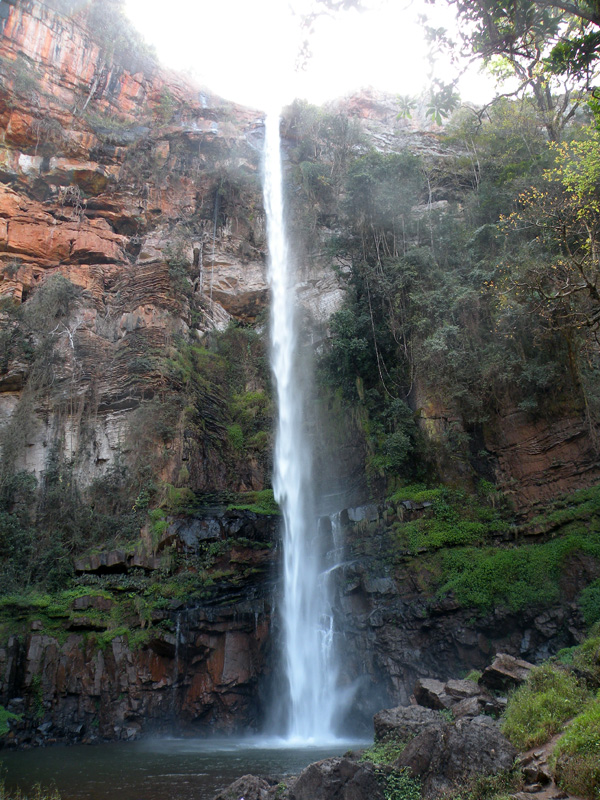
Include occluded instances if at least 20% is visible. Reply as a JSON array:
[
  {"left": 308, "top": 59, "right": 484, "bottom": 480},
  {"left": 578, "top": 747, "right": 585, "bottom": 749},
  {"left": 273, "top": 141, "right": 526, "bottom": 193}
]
[
  {"left": 435, "top": 528, "right": 600, "bottom": 612},
  {"left": 530, "top": 483, "right": 600, "bottom": 530},
  {"left": 160, "top": 484, "right": 196, "bottom": 513},
  {"left": 388, "top": 484, "right": 444, "bottom": 505},
  {"left": 390, "top": 485, "right": 511, "bottom": 556},
  {"left": 227, "top": 489, "right": 280, "bottom": 515},
  {"left": 396, "top": 518, "right": 487, "bottom": 552},
  {"left": 501, "top": 663, "right": 589, "bottom": 749}
]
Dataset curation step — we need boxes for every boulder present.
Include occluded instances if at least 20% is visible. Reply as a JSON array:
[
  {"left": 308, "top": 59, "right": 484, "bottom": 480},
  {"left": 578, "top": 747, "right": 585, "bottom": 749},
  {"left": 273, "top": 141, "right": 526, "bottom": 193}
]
[
  {"left": 289, "top": 758, "right": 384, "bottom": 800},
  {"left": 395, "top": 715, "right": 517, "bottom": 798},
  {"left": 414, "top": 678, "right": 454, "bottom": 710},
  {"left": 451, "top": 695, "right": 481, "bottom": 719},
  {"left": 479, "top": 653, "right": 534, "bottom": 691},
  {"left": 445, "top": 678, "right": 482, "bottom": 699},
  {"left": 373, "top": 704, "right": 445, "bottom": 742},
  {"left": 212, "top": 774, "right": 275, "bottom": 800}
]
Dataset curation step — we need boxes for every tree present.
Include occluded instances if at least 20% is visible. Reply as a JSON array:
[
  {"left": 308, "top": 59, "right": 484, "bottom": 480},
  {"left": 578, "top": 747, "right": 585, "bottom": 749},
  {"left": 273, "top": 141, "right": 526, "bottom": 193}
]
[
  {"left": 428, "top": 0, "right": 600, "bottom": 139},
  {"left": 505, "top": 126, "right": 600, "bottom": 336}
]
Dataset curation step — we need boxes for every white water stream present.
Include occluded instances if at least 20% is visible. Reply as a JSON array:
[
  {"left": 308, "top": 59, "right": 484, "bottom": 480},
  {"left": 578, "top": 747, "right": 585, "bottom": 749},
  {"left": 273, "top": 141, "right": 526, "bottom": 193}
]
[{"left": 263, "top": 110, "right": 343, "bottom": 743}]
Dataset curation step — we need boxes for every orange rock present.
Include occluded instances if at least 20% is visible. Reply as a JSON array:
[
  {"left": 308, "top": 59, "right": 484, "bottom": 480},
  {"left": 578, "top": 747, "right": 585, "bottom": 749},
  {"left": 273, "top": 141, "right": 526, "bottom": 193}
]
[{"left": 5, "top": 110, "right": 36, "bottom": 150}]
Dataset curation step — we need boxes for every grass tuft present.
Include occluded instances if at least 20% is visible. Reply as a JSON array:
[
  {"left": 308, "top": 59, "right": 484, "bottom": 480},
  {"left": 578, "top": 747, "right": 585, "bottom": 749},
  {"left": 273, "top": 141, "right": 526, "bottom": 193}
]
[{"left": 501, "top": 663, "right": 589, "bottom": 750}]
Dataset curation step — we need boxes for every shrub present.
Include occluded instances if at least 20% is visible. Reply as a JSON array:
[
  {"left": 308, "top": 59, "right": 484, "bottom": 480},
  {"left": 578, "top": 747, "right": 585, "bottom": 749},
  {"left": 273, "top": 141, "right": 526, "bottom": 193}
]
[
  {"left": 501, "top": 664, "right": 589, "bottom": 749},
  {"left": 0, "top": 704, "right": 20, "bottom": 736},
  {"left": 579, "top": 579, "right": 600, "bottom": 627},
  {"left": 552, "top": 698, "right": 600, "bottom": 799},
  {"left": 378, "top": 768, "right": 421, "bottom": 800},
  {"left": 443, "top": 769, "right": 521, "bottom": 800},
  {"left": 0, "top": 784, "right": 60, "bottom": 800}
]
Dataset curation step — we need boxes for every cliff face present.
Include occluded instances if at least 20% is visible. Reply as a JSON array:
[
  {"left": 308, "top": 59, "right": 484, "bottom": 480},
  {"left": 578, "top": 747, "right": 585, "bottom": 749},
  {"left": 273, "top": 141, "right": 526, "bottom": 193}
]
[
  {"left": 1, "top": 0, "right": 597, "bottom": 515},
  {"left": 0, "top": 0, "right": 599, "bottom": 748},
  {"left": 0, "top": 0, "right": 274, "bottom": 497},
  {"left": 0, "top": 507, "right": 279, "bottom": 744}
]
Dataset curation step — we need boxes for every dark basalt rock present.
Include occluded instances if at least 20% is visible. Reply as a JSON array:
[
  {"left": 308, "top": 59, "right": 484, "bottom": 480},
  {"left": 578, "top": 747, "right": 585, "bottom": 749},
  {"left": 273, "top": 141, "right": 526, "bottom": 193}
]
[
  {"left": 394, "top": 715, "right": 517, "bottom": 798},
  {"left": 212, "top": 774, "right": 276, "bottom": 800},
  {"left": 479, "top": 653, "right": 535, "bottom": 691},
  {"left": 289, "top": 758, "right": 384, "bottom": 800},
  {"left": 373, "top": 704, "right": 444, "bottom": 742}
]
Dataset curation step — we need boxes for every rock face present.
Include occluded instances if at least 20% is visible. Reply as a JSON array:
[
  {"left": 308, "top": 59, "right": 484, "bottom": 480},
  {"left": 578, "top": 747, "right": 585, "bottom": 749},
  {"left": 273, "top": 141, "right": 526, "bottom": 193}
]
[
  {"left": 0, "top": 0, "right": 275, "bottom": 496},
  {"left": 328, "top": 548, "right": 585, "bottom": 727},
  {"left": 0, "top": 509, "right": 279, "bottom": 746},
  {"left": 213, "top": 775, "right": 277, "bottom": 800}
]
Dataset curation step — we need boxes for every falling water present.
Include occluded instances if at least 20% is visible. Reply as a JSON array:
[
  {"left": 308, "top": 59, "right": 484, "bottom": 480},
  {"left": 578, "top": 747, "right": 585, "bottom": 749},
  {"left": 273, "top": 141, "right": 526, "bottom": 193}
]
[{"left": 263, "top": 109, "right": 342, "bottom": 743}]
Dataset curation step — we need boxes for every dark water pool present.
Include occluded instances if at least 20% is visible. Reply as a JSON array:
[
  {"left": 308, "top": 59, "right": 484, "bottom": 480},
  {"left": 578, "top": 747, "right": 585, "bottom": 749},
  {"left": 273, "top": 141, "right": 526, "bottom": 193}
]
[{"left": 0, "top": 737, "right": 368, "bottom": 800}]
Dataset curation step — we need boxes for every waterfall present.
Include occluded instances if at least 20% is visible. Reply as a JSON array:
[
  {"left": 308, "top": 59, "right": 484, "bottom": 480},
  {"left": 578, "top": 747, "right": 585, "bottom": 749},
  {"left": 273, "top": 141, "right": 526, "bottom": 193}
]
[{"left": 263, "top": 109, "right": 342, "bottom": 743}]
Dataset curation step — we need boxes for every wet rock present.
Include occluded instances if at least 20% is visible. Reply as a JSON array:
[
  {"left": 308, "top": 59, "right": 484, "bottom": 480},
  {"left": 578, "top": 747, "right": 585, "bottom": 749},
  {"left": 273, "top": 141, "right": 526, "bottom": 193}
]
[
  {"left": 212, "top": 774, "right": 275, "bottom": 800},
  {"left": 479, "top": 653, "right": 535, "bottom": 691},
  {"left": 289, "top": 757, "right": 384, "bottom": 800},
  {"left": 395, "top": 715, "right": 517, "bottom": 798},
  {"left": 373, "top": 704, "right": 445, "bottom": 741},
  {"left": 346, "top": 505, "right": 379, "bottom": 523},
  {"left": 72, "top": 595, "right": 113, "bottom": 612}
]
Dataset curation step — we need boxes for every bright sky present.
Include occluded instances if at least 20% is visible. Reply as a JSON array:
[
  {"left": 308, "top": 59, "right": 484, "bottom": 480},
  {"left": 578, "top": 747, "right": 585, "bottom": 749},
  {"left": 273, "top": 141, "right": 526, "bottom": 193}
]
[{"left": 124, "top": 0, "right": 496, "bottom": 111}]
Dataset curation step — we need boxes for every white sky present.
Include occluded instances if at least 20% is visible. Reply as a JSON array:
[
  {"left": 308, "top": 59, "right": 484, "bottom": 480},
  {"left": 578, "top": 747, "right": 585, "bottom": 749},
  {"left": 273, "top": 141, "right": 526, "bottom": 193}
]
[{"left": 124, "top": 0, "right": 496, "bottom": 111}]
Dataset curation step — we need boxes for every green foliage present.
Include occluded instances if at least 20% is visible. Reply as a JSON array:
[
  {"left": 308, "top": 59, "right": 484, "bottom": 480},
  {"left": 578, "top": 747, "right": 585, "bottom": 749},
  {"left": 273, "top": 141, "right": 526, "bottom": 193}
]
[
  {"left": 579, "top": 579, "right": 600, "bottom": 627},
  {"left": 0, "top": 704, "right": 21, "bottom": 736},
  {"left": 552, "top": 697, "right": 600, "bottom": 799},
  {"left": 443, "top": 769, "right": 521, "bottom": 800},
  {"left": 360, "top": 735, "right": 409, "bottom": 765},
  {"left": 159, "top": 483, "right": 196, "bottom": 513},
  {"left": 0, "top": 783, "right": 61, "bottom": 800},
  {"left": 436, "top": 527, "right": 600, "bottom": 612},
  {"left": 501, "top": 663, "right": 589, "bottom": 749},
  {"left": 391, "top": 486, "right": 508, "bottom": 556},
  {"left": 226, "top": 423, "right": 244, "bottom": 452},
  {"left": 567, "top": 634, "right": 600, "bottom": 687},
  {"left": 411, "top": 482, "right": 600, "bottom": 612},
  {"left": 227, "top": 489, "right": 280, "bottom": 515},
  {"left": 376, "top": 768, "right": 421, "bottom": 800},
  {"left": 388, "top": 485, "right": 443, "bottom": 505}
]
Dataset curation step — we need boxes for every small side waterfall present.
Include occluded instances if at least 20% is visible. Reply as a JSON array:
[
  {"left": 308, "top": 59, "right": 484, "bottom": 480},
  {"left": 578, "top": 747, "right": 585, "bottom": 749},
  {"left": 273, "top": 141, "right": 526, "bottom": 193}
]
[{"left": 263, "top": 109, "right": 344, "bottom": 743}]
